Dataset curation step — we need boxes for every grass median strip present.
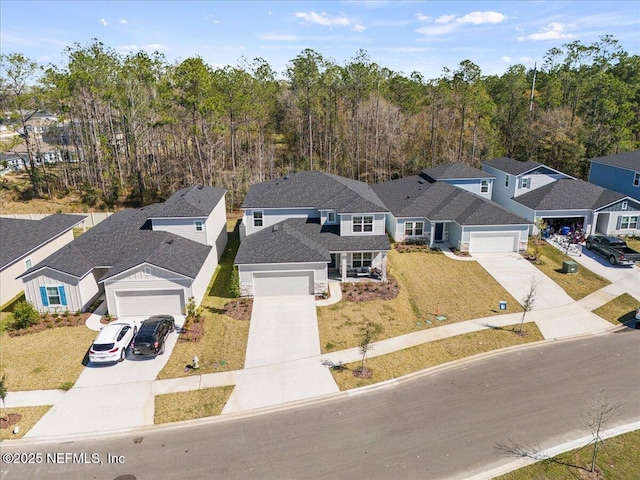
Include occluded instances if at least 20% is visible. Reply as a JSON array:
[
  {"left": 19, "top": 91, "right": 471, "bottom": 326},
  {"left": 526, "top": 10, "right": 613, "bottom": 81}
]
[
  {"left": 154, "top": 386, "right": 234, "bottom": 424},
  {"left": 330, "top": 322, "right": 543, "bottom": 391},
  {"left": 0, "top": 406, "right": 51, "bottom": 440},
  {"left": 593, "top": 293, "right": 638, "bottom": 325}
]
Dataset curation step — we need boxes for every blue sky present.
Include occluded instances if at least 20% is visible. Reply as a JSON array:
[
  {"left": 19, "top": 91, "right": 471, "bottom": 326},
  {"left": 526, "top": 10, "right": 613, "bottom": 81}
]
[{"left": 1, "top": 1, "right": 638, "bottom": 79}]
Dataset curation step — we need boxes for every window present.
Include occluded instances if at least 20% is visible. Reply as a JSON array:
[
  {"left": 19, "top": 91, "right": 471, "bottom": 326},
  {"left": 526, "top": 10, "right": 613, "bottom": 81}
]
[
  {"left": 520, "top": 177, "right": 531, "bottom": 189},
  {"left": 621, "top": 201, "right": 628, "bottom": 210},
  {"left": 194, "top": 220, "right": 204, "bottom": 232},
  {"left": 24, "top": 258, "right": 32, "bottom": 270},
  {"left": 144, "top": 267, "right": 151, "bottom": 276},
  {"left": 404, "top": 221, "right": 424, "bottom": 236},
  {"left": 505, "top": 175, "right": 510, "bottom": 187},
  {"left": 353, "top": 215, "right": 373, "bottom": 233},
  {"left": 634, "top": 172, "right": 640, "bottom": 187},
  {"left": 352, "top": 252, "right": 373, "bottom": 268},
  {"left": 620, "top": 216, "right": 638, "bottom": 229},
  {"left": 480, "top": 180, "right": 489, "bottom": 193},
  {"left": 40, "top": 286, "right": 67, "bottom": 307},
  {"left": 253, "top": 211, "right": 263, "bottom": 227},
  {"left": 327, "top": 211, "right": 336, "bottom": 223}
]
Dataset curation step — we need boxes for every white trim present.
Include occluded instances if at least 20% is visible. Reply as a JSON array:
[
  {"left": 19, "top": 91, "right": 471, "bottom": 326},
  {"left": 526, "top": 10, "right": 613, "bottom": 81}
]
[
  {"left": 194, "top": 220, "right": 204, "bottom": 232},
  {"left": 594, "top": 196, "right": 638, "bottom": 212},
  {"left": 43, "top": 284, "right": 64, "bottom": 307},
  {"left": 252, "top": 210, "right": 264, "bottom": 228},
  {"left": 633, "top": 172, "right": 640, "bottom": 187},
  {"left": 24, "top": 258, "right": 32, "bottom": 270},
  {"left": 99, "top": 262, "right": 194, "bottom": 283}
]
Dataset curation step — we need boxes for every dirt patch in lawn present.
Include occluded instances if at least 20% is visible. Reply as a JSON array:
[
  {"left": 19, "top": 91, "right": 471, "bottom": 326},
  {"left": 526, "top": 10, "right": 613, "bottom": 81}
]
[
  {"left": 0, "top": 413, "right": 22, "bottom": 430},
  {"left": 224, "top": 298, "right": 253, "bottom": 320},
  {"left": 341, "top": 277, "right": 400, "bottom": 302}
]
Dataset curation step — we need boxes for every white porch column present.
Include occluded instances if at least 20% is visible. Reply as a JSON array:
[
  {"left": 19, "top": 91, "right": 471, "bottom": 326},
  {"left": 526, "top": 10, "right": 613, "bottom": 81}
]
[
  {"left": 340, "top": 253, "right": 348, "bottom": 282},
  {"left": 429, "top": 223, "right": 435, "bottom": 247},
  {"left": 381, "top": 252, "right": 387, "bottom": 281}
]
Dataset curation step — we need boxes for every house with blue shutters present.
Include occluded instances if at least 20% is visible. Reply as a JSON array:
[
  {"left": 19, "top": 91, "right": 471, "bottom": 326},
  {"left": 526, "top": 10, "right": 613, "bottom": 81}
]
[{"left": 588, "top": 150, "right": 640, "bottom": 202}]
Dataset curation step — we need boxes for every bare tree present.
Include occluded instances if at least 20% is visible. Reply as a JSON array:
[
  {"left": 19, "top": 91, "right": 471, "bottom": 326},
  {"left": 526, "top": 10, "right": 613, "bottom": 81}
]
[
  {"left": 355, "top": 319, "right": 383, "bottom": 379},
  {"left": 518, "top": 276, "right": 539, "bottom": 335},
  {"left": 582, "top": 391, "right": 620, "bottom": 473}
]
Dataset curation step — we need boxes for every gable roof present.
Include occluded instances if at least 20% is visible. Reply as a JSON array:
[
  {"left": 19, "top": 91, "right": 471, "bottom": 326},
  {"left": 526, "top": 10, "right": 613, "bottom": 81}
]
[
  {"left": 19, "top": 187, "right": 225, "bottom": 281},
  {"left": 421, "top": 163, "right": 493, "bottom": 181},
  {"left": 589, "top": 150, "right": 640, "bottom": 172},
  {"left": 149, "top": 185, "right": 226, "bottom": 218},
  {"left": 235, "top": 218, "right": 390, "bottom": 265},
  {"left": 242, "top": 171, "right": 388, "bottom": 213},
  {"left": 515, "top": 178, "right": 628, "bottom": 211},
  {"left": 482, "top": 157, "right": 546, "bottom": 176},
  {"left": 372, "top": 176, "right": 530, "bottom": 226},
  {"left": 0, "top": 214, "right": 86, "bottom": 270}
]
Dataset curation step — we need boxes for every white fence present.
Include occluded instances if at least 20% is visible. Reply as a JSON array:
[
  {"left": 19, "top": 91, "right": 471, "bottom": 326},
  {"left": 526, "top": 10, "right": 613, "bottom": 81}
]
[{"left": 0, "top": 212, "right": 114, "bottom": 228}]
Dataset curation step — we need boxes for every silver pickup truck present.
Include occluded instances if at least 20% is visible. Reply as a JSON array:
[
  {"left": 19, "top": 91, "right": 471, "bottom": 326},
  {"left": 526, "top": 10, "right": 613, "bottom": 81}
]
[{"left": 584, "top": 235, "right": 640, "bottom": 265}]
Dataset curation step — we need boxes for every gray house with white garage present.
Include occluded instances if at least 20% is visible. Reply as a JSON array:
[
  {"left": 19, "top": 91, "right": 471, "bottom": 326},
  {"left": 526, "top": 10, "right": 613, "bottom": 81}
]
[
  {"left": 235, "top": 171, "right": 391, "bottom": 297},
  {"left": 19, "top": 186, "right": 227, "bottom": 317},
  {"left": 372, "top": 164, "right": 531, "bottom": 253},
  {"left": 482, "top": 157, "right": 640, "bottom": 236},
  {"left": 588, "top": 150, "right": 640, "bottom": 202}
]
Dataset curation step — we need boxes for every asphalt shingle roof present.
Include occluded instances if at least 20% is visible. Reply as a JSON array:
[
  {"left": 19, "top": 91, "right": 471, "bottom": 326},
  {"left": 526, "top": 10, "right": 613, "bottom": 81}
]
[
  {"left": 514, "top": 178, "right": 628, "bottom": 211},
  {"left": 235, "top": 218, "right": 390, "bottom": 265},
  {"left": 18, "top": 186, "right": 224, "bottom": 280},
  {"left": 150, "top": 185, "right": 226, "bottom": 217},
  {"left": 0, "top": 214, "right": 86, "bottom": 269},
  {"left": 421, "top": 163, "right": 494, "bottom": 180},
  {"left": 482, "top": 157, "right": 544, "bottom": 176},
  {"left": 242, "top": 171, "right": 388, "bottom": 213},
  {"left": 372, "top": 176, "right": 530, "bottom": 225},
  {"left": 589, "top": 150, "right": 640, "bottom": 171}
]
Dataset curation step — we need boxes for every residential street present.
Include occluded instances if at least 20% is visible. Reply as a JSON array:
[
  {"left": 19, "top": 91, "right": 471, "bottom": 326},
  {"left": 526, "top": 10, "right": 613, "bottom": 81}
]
[{"left": 3, "top": 327, "right": 639, "bottom": 480}]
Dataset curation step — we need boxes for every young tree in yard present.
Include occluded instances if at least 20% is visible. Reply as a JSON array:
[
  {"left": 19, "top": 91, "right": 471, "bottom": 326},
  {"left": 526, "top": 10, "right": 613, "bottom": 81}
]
[
  {"left": 518, "top": 276, "right": 538, "bottom": 335},
  {"left": 355, "top": 319, "right": 383, "bottom": 378},
  {"left": 582, "top": 391, "right": 620, "bottom": 474},
  {"left": 0, "top": 375, "right": 8, "bottom": 420}
]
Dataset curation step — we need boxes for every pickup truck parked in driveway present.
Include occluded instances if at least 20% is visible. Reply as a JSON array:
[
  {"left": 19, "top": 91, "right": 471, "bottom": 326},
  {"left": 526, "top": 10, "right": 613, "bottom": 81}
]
[{"left": 584, "top": 235, "right": 640, "bottom": 266}]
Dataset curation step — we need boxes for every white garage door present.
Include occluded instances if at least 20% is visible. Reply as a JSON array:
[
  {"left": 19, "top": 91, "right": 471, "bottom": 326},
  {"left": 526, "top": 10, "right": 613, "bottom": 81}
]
[
  {"left": 469, "top": 232, "right": 519, "bottom": 253},
  {"left": 115, "top": 290, "right": 184, "bottom": 317},
  {"left": 253, "top": 271, "right": 313, "bottom": 297}
]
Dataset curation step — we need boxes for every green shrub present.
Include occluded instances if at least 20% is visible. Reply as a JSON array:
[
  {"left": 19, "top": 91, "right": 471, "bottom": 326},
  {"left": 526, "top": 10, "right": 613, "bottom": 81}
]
[
  {"left": 228, "top": 267, "right": 240, "bottom": 298},
  {"left": 8, "top": 301, "right": 39, "bottom": 331}
]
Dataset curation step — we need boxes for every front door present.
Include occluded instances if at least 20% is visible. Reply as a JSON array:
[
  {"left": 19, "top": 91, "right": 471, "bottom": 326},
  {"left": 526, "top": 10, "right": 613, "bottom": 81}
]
[
  {"left": 435, "top": 223, "right": 444, "bottom": 243},
  {"left": 329, "top": 253, "right": 337, "bottom": 268}
]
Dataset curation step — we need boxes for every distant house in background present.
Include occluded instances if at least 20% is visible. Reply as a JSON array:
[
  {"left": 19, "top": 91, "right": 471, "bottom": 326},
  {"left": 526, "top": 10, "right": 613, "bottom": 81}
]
[
  {"left": 588, "top": 150, "right": 640, "bottom": 202},
  {"left": 18, "top": 186, "right": 227, "bottom": 317},
  {"left": 0, "top": 214, "right": 86, "bottom": 307}
]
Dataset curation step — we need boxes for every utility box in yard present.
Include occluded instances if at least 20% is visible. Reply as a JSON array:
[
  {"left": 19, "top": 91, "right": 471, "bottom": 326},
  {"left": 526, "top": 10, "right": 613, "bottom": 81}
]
[{"left": 562, "top": 260, "right": 578, "bottom": 273}]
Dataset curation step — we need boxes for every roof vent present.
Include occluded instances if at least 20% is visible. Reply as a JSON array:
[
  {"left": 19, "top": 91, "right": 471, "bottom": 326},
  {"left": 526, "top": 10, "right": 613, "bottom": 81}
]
[
  {"left": 418, "top": 179, "right": 425, "bottom": 184},
  {"left": 165, "top": 238, "right": 174, "bottom": 244},
  {"left": 272, "top": 225, "right": 279, "bottom": 232},
  {"left": 198, "top": 185, "right": 204, "bottom": 190},
  {"left": 284, "top": 175, "right": 290, "bottom": 180}
]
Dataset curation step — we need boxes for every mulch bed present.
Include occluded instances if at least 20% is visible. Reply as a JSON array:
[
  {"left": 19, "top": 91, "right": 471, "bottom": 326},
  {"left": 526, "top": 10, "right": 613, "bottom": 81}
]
[
  {"left": 352, "top": 366, "right": 373, "bottom": 379},
  {"left": 394, "top": 244, "right": 439, "bottom": 253},
  {"left": 0, "top": 414, "right": 22, "bottom": 429},
  {"left": 224, "top": 298, "right": 253, "bottom": 321},
  {"left": 6, "top": 313, "right": 91, "bottom": 337},
  {"left": 341, "top": 278, "right": 400, "bottom": 302},
  {"left": 178, "top": 317, "right": 205, "bottom": 343},
  {"left": 449, "top": 247, "right": 471, "bottom": 257}
]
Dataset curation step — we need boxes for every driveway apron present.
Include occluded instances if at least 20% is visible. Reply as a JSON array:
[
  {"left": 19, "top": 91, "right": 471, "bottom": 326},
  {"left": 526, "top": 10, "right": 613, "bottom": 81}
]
[{"left": 223, "top": 296, "right": 339, "bottom": 414}]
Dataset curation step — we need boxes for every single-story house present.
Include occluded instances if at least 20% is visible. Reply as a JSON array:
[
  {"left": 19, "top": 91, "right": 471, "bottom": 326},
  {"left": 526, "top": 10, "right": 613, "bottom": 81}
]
[
  {"left": 0, "top": 214, "right": 86, "bottom": 307},
  {"left": 588, "top": 150, "right": 640, "bottom": 202},
  {"left": 19, "top": 186, "right": 227, "bottom": 317}
]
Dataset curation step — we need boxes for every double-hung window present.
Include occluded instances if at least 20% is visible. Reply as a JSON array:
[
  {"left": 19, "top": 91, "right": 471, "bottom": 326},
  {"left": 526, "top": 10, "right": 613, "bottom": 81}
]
[
  {"left": 352, "top": 252, "right": 373, "bottom": 268},
  {"left": 194, "top": 220, "right": 204, "bottom": 232},
  {"left": 480, "top": 180, "right": 489, "bottom": 193},
  {"left": 634, "top": 172, "right": 640, "bottom": 187},
  {"left": 505, "top": 175, "right": 510, "bottom": 188},
  {"left": 353, "top": 215, "right": 373, "bottom": 233},
  {"left": 620, "top": 216, "right": 638, "bottom": 229},
  {"left": 520, "top": 177, "right": 530, "bottom": 189},
  {"left": 404, "top": 221, "right": 424, "bottom": 236},
  {"left": 253, "top": 211, "right": 263, "bottom": 227},
  {"left": 40, "top": 286, "right": 67, "bottom": 307},
  {"left": 327, "top": 211, "right": 336, "bottom": 224},
  {"left": 24, "top": 258, "right": 32, "bottom": 270}
]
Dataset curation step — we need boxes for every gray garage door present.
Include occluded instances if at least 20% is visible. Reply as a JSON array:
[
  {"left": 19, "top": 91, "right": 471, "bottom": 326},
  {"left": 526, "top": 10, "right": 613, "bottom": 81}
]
[
  {"left": 253, "top": 271, "right": 314, "bottom": 296},
  {"left": 469, "top": 232, "right": 519, "bottom": 253},
  {"left": 115, "top": 290, "right": 184, "bottom": 317}
]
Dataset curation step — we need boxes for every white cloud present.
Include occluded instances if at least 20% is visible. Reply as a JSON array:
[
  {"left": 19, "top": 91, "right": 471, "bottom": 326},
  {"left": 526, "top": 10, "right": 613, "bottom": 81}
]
[
  {"left": 295, "top": 11, "right": 351, "bottom": 28},
  {"left": 526, "top": 22, "right": 574, "bottom": 41},
  {"left": 119, "top": 19, "right": 127, "bottom": 24},
  {"left": 118, "top": 43, "right": 168, "bottom": 54},
  {"left": 268, "top": 11, "right": 272, "bottom": 15},
  {"left": 352, "top": 24, "right": 366, "bottom": 32},
  {"left": 435, "top": 14, "right": 456, "bottom": 24},
  {"left": 458, "top": 11, "right": 506, "bottom": 25},
  {"left": 502, "top": 56, "right": 512, "bottom": 62},
  {"left": 415, "top": 13, "right": 430, "bottom": 22},
  {"left": 416, "top": 10, "right": 507, "bottom": 36},
  {"left": 100, "top": 18, "right": 108, "bottom": 26}
]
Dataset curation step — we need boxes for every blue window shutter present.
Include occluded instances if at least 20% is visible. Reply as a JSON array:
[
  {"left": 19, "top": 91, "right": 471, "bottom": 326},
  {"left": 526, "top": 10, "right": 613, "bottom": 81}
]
[
  {"left": 40, "top": 286, "right": 49, "bottom": 306},
  {"left": 59, "top": 286, "right": 67, "bottom": 306}
]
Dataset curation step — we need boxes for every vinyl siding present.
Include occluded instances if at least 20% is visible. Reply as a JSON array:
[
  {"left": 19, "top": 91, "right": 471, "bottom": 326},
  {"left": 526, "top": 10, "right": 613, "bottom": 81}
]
[
  {"left": 339, "top": 213, "right": 386, "bottom": 236},
  {"left": 514, "top": 172, "right": 568, "bottom": 197},
  {"left": 191, "top": 247, "right": 219, "bottom": 306},
  {"left": 238, "top": 262, "right": 326, "bottom": 297},
  {"left": 205, "top": 195, "right": 228, "bottom": 257},
  {"left": 482, "top": 165, "right": 516, "bottom": 206},
  {"left": 151, "top": 217, "right": 208, "bottom": 244},
  {"left": 393, "top": 217, "right": 429, "bottom": 242},
  {"left": 243, "top": 208, "right": 320, "bottom": 236},
  {"left": 595, "top": 212, "right": 640, "bottom": 235},
  {"left": 22, "top": 268, "right": 95, "bottom": 313},
  {"left": 589, "top": 162, "right": 640, "bottom": 201},
  {"left": 443, "top": 179, "right": 492, "bottom": 199},
  {"left": 596, "top": 198, "right": 640, "bottom": 213}
]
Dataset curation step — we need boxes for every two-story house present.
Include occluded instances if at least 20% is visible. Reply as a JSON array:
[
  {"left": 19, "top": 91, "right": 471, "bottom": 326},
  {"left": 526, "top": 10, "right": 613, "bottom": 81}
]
[
  {"left": 235, "top": 171, "right": 391, "bottom": 297},
  {"left": 19, "top": 186, "right": 227, "bottom": 317},
  {"left": 482, "top": 157, "right": 640, "bottom": 236},
  {"left": 588, "top": 150, "right": 640, "bottom": 202},
  {"left": 372, "top": 163, "right": 531, "bottom": 253}
]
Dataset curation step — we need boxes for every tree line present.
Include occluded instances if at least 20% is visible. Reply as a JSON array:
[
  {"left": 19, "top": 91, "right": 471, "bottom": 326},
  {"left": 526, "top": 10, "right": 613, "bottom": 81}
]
[{"left": 1, "top": 35, "right": 638, "bottom": 208}]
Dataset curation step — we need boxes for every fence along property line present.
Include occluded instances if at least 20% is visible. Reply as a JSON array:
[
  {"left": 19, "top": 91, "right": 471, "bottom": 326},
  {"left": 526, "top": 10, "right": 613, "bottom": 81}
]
[{"left": 0, "top": 212, "right": 114, "bottom": 229}]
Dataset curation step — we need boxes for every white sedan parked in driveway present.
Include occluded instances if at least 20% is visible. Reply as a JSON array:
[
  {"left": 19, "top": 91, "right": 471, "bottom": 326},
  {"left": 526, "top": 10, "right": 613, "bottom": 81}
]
[{"left": 89, "top": 321, "right": 137, "bottom": 364}]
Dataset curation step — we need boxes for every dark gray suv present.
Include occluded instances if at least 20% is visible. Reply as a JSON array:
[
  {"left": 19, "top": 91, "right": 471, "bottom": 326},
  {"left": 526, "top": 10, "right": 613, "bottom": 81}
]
[{"left": 132, "top": 315, "right": 175, "bottom": 356}]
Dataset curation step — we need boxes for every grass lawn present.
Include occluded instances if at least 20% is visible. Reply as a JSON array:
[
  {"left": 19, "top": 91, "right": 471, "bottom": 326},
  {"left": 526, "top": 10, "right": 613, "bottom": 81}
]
[
  {"left": 318, "top": 249, "right": 521, "bottom": 353},
  {"left": 330, "top": 322, "right": 544, "bottom": 390},
  {"left": 0, "top": 406, "right": 52, "bottom": 440},
  {"left": 157, "top": 216, "right": 250, "bottom": 380},
  {"left": 624, "top": 236, "right": 640, "bottom": 252},
  {"left": 527, "top": 241, "right": 610, "bottom": 300},
  {"left": 593, "top": 293, "right": 639, "bottom": 325},
  {"left": 154, "top": 386, "right": 234, "bottom": 424},
  {"left": 495, "top": 429, "right": 640, "bottom": 480}
]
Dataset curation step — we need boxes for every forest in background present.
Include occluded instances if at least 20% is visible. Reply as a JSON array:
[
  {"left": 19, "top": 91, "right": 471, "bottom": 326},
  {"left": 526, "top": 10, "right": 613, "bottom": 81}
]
[{"left": 1, "top": 35, "right": 638, "bottom": 209}]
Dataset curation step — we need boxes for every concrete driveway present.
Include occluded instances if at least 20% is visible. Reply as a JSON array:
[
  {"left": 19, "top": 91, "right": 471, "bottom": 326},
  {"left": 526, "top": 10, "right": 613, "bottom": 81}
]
[
  {"left": 223, "top": 296, "right": 339, "bottom": 414},
  {"left": 24, "top": 316, "right": 185, "bottom": 439},
  {"left": 572, "top": 247, "right": 640, "bottom": 285}
]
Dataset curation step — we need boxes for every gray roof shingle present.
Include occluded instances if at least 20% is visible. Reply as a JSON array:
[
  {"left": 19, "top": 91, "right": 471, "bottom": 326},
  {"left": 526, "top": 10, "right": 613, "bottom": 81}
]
[
  {"left": 242, "top": 171, "right": 388, "bottom": 213},
  {"left": 0, "top": 214, "right": 86, "bottom": 269},
  {"left": 589, "top": 150, "right": 640, "bottom": 171},
  {"left": 422, "top": 163, "right": 494, "bottom": 180},
  {"left": 235, "top": 218, "right": 390, "bottom": 265},
  {"left": 482, "top": 157, "right": 544, "bottom": 176},
  {"left": 372, "top": 176, "right": 530, "bottom": 225},
  {"left": 150, "top": 185, "right": 226, "bottom": 218},
  {"left": 515, "top": 178, "right": 628, "bottom": 211}
]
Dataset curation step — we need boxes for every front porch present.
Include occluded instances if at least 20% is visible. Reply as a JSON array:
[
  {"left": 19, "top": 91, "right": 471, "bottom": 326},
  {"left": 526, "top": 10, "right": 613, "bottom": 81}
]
[{"left": 329, "top": 251, "right": 388, "bottom": 282}]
